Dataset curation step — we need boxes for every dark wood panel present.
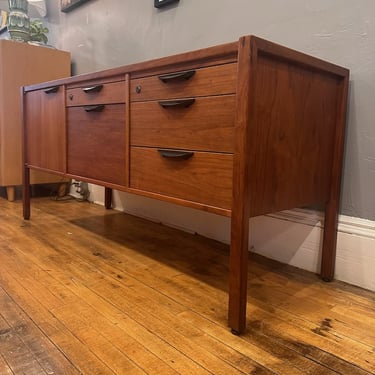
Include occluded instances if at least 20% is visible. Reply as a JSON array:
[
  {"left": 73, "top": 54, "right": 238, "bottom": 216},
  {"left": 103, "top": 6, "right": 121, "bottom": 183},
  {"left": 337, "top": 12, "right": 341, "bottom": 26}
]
[
  {"left": 130, "top": 63, "right": 237, "bottom": 101},
  {"left": 131, "top": 95, "right": 235, "bottom": 152},
  {"left": 67, "top": 104, "right": 126, "bottom": 186},
  {"left": 248, "top": 53, "right": 341, "bottom": 217},
  {"left": 130, "top": 147, "right": 233, "bottom": 209},
  {"left": 25, "top": 88, "right": 66, "bottom": 173}
]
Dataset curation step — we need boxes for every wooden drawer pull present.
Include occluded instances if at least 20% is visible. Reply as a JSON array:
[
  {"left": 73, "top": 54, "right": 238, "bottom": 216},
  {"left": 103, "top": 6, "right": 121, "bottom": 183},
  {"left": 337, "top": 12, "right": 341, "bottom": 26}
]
[
  {"left": 82, "top": 84, "right": 103, "bottom": 93},
  {"left": 157, "top": 148, "right": 194, "bottom": 160},
  {"left": 84, "top": 104, "right": 105, "bottom": 112},
  {"left": 43, "top": 86, "right": 59, "bottom": 94},
  {"left": 158, "top": 98, "right": 195, "bottom": 108},
  {"left": 158, "top": 69, "right": 195, "bottom": 83}
]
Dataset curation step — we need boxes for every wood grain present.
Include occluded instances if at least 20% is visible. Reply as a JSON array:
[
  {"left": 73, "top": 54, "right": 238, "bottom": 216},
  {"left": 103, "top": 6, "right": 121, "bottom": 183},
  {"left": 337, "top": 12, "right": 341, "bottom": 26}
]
[
  {"left": 67, "top": 104, "right": 126, "bottom": 186},
  {"left": 130, "top": 63, "right": 237, "bottom": 101},
  {"left": 0, "top": 197, "right": 374, "bottom": 374},
  {"left": 66, "top": 80, "right": 126, "bottom": 107},
  {"left": 131, "top": 95, "right": 235, "bottom": 153},
  {"left": 248, "top": 51, "right": 341, "bottom": 216},
  {"left": 130, "top": 146, "right": 233, "bottom": 209},
  {"left": 25, "top": 87, "right": 67, "bottom": 173}
]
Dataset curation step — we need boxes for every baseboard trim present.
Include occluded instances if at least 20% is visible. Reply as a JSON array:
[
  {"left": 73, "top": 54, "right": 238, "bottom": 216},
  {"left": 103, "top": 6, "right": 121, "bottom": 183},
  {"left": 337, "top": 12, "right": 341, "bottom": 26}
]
[
  {"left": 268, "top": 208, "right": 375, "bottom": 239},
  {"left": 252, "top": 209, "right": 375, "bottom": 291},
  {"left": 92, "top": 187, "right": 375, "bottom": 292}
]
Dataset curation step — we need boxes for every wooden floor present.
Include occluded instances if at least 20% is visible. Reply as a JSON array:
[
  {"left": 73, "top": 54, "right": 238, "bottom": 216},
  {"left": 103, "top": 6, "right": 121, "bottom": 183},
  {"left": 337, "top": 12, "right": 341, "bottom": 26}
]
[{"left": 0, "top": 197, "right": 374, "bottom": 375}]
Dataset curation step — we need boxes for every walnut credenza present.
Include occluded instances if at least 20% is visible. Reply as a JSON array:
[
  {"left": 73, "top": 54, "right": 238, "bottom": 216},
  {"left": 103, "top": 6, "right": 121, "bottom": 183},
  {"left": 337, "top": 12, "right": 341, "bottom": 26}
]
[{"left": 22, "top": 36, "right": 349, "bottom": 334}]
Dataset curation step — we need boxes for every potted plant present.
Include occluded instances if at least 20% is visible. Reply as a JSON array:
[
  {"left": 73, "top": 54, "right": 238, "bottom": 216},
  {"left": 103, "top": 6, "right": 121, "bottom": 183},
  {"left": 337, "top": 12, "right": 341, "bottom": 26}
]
[{"left": 29, "top": 19, "right": 48, "bottom": 44}]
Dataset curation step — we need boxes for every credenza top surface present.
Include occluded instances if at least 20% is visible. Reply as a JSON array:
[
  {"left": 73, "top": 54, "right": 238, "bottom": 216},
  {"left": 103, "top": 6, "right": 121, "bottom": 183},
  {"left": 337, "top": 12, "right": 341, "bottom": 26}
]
[{"left": 23, "top": 35, "right": 349, "bottom": 93}]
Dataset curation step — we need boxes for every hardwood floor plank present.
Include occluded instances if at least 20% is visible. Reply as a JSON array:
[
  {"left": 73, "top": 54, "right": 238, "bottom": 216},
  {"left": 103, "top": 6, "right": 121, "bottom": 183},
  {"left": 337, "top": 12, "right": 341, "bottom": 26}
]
[
  {"left": 0, "top": 353, "right": 14, "bottom": 374},
  {"left": 0, "top": 247, "right": 143, "bottom": 374},
  {"left": 247, "top": 263, "right": 375, "bottom": 347},
  {"left": 8, "top": 241, "right": 245, "bottom": 375},
  {"left": 0, "top": 266, "right": 116, "bottom": 374},
  {"left": 0, "top": 227, "right": 211, "bottom": 374},
  {"left": 2, "top": 204, "right": 274, "bottom": 374},
  {"left": 50, "top": 305, "right": 147, "bottom": 375},
  {"left": 0, "top": 197, "right": 374, "bottom": 375},
  {"left": 11, "top": 200, "right": 375, "bottom": 374},
  {"left": 56, "top": 211, "right": 375, "bottom": 374},
  {"left": 7, "top": 205, "right": 327, "bottom": 374},
  {"left": 0, "top": 286, "right": 77, "bottom": 375},
  {"left": 0, "top": 301, "right": 47, "bottom": 374}
]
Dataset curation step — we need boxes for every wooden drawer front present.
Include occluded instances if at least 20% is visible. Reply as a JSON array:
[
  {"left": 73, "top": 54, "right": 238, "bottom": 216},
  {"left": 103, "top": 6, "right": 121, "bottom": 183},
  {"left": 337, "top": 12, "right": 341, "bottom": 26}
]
[
  {"left": 131, "top": 95, "right": 235, "bottom": 153},
  {"left": 130, "top": 63, "right": 237, "bottom": 101},
  {"left": 130, "top": 147, "right": 233, "bottom": 209},
  {"left": 67, "top": 104, "right": 126, "bottom": 185},
  {"left": 66, "top": 80, "right": 125, "bottom": 106}
]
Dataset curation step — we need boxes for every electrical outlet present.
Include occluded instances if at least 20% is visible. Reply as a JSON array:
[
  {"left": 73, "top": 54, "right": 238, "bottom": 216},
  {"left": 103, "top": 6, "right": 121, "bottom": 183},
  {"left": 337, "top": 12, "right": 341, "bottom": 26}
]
[
  {"left": 71, "top": 180, "right": 90, "bottom": 200},
  {"left": 77, "top": 182, "right": 89, "bottom": 200}
]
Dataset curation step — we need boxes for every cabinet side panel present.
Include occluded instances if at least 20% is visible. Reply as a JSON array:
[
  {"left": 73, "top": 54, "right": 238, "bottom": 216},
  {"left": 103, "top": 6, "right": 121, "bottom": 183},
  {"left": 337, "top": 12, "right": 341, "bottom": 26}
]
[
  {"left": 249, "top": 53, "right": 342, "bottom": 216},
  {"left": 25, "top": 89, "right": 66, "bottom": 173}
]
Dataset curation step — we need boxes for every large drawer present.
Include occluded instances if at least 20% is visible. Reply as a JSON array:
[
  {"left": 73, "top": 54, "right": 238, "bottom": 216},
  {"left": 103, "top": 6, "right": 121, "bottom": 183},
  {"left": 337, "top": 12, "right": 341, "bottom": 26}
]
[
  {"left": 130, "top": 147, "right": 233, "bottom": 209},
  {"left": 67, "top": 104, "right": 126, "bottom": 185},
  {"left": 130, "top": 63, "right": 237, "bottom": 101},
  {"left": 66, "top": 80, "right": 125, "bottom": 106},
  {"left": 130, "top": 95, "right": 235, "bottom": 153}
]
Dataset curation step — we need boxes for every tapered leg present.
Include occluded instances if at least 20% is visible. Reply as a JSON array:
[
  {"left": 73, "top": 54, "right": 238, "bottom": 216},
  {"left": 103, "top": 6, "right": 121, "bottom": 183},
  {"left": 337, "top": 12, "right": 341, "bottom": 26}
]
[
  {"left": 228, "top": 35, "right": 253, "bottom": 335},
  {"left": 23, "top": 167, "right": 30, "bottom": 220},
  {"left": 104, "top": 187, "right": 112, "bottom": 209},
  {"left": 228, "top": 212, "right": 249, "bottom": 335},
  {"left": 320, "top": 201, "right": 339, "bottom": 281},
  {"left": 320, "top": 78, "right": 349, "bottom": 281}
]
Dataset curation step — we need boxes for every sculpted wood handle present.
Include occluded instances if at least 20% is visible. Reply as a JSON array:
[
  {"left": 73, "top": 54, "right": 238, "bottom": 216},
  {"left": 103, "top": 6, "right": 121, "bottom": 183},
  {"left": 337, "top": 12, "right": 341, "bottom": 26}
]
[
  {"left": 43, "top": 86, "right": 59, "bottom": 94},
  {"left": 157, "top": 149, "right": 194, "bottom": 160},
  {"left": 158, "top": 98, "right": 195, "bottom": 108},
  {"left": 158, "top": 69, "right": 195, "bottom": 83},
  {"left": 84, "top": 104, "right": 105, "bottom": 112},
  {"left": 82, "top": 84, "right": 103, "bottom": 93}
]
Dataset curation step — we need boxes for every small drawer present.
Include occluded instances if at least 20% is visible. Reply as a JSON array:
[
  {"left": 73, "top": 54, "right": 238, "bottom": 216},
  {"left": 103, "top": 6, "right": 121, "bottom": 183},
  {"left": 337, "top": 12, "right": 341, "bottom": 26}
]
[
  {"left": 131, "top": 95, "right": 235, "bottom": 153},
  {"left": 67, "top": 104, "right": 126, "bottom": 185},
  {"left": 130, "top": 147, "right": 233, "bottom": 209},
  {"left": 130, "top": 63, "right": 237, "bottom": 102},
  {"left": 66, "top": 80, "right": 125, "bottom": 106}
]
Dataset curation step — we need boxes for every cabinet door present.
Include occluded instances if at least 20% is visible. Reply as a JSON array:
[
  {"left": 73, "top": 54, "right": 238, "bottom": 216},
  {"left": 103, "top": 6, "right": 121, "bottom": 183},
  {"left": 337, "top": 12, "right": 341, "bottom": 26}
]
[
  {"left": 67, "top": 104, "right": 126, "bottom": 186},
  {"left": 24, "top": 87, "right": 66, "bottom": 173}
]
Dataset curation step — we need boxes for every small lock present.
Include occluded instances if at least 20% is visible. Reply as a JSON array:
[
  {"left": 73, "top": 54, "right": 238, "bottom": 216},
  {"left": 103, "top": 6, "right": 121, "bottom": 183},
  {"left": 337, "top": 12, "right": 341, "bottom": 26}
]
[
  {"left": 135, "top": 85, "right": 141, "bottom": 94},
  {"left": 69, "top": 94, "right": 74, "bottom": 100}
]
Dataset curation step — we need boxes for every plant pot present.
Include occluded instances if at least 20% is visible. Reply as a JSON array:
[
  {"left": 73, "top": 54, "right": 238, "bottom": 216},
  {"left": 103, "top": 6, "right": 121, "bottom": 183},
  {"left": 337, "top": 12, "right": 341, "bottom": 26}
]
[{"left": 8, "top": 0, "right": 30, "bottom": 42}]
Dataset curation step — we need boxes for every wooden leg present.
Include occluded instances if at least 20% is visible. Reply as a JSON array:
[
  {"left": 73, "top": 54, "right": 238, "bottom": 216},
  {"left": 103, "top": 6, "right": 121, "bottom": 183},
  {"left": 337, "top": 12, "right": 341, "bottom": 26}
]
[
  {"left": 6, "top": 186, "right": 15, "bottom": 202},
  {"left": 228, "top": 213, "right": 249, "bottom": 335},
  {"left": 320, "top": 201, "right": 339, "bottom": 281},
  {"left": 320, "top": 78, "right": 348, "bottom": 282},
  {"left": 23, "top": 167, "right": 30, "bottom": 220},
  {"left": 104, "top": 187, "right": 112, "bottom": 209}
]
